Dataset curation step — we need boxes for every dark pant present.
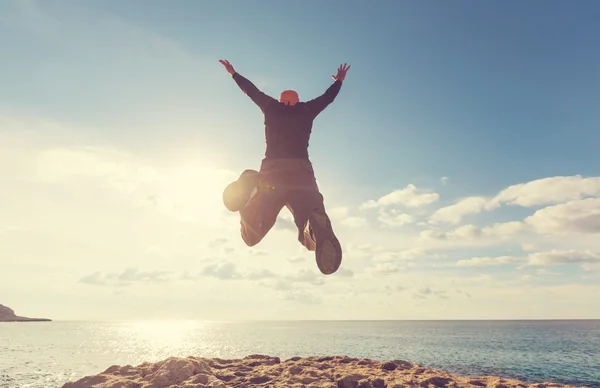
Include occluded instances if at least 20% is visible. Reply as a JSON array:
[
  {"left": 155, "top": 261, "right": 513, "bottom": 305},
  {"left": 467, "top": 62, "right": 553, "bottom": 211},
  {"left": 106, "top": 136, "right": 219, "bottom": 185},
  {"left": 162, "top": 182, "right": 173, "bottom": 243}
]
[{"left": 238, "top": 158, "right": 329, "bottom": 249}]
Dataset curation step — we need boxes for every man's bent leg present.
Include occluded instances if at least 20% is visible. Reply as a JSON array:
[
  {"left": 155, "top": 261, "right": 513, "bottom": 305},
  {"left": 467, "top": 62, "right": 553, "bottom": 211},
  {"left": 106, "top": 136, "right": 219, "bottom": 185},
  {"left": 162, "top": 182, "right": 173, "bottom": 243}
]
[
  {"left": 287, "top": 190, "right": 342, "bottom": 275},
  {"left": 239, "top": 186, "right": 286, "bottom": 247}
]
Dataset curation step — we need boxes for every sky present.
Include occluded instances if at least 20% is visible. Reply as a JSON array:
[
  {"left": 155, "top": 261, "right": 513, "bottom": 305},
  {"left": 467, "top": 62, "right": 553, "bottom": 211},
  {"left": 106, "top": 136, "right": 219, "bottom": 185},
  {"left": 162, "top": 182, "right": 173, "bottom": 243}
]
[{"left": 1, "top": 0, "right": 600, "bottom": 321}]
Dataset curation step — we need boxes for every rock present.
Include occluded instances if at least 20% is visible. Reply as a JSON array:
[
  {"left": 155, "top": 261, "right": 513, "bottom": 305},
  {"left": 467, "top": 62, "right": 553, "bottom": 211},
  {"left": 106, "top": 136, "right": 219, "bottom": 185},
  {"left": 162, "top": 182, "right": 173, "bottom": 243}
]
[
  {"left": 337, "top": 379, "right": 358, "bottom": 388},
  {"left": 420, "top": 376, "right": 454, "bottom": 387},
  {"left": 0, "top": 304, "right": 51, "bottom": 322},
  {"left": 318, "top": 356, "right": 335, "bottom": 362},
  {"left": 62, "top": 375, "right": 111, "bottom": 388},
  {"left": 393, "top": 360, "right": 414, "bottom": 370},
  {"left": 300, "top": 376, "right": 320, "bottom": 384},
  {"left": 244, "top": 355, "right": 280, "bottom": 366},
  {"left": 187, "top": 374, "right": 210, "bottom": 385},
  {"left": 215, "top": 373, "right": 236, "bottom": 382},
  {"left": 249, "top": 376, "right": 271, "bottom": 384},
  {"left": 337, "top": 374, "right": 368, "bottom": 388},
  {"left": 371, "top": 378, "right": 386, "bottom": 388},
  {"left": 468, "top": 380, "right": 486, "bottom": 387},
  {"left": 60, "top": 355, "right": 575, "bottom": 388},
  {"left": 382, "top": 362, "right": 397, "bottom": 371}
]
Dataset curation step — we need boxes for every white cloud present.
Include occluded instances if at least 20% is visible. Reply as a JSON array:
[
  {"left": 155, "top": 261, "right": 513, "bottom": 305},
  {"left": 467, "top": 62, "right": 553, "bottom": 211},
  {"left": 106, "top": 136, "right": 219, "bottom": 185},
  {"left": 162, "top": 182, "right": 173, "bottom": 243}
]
[
  {"left": 377, "top": 208, "right": 415, "bottom": 228},
  {"left": 208, "top": 237, "right": 228, "bottom": 249},
  {"left": 344, "top": 243, "right": 385, "bottom": 258},
  {"left": 523, "top": 198, "right": 600, "bottom": 235},
  {"left": 328, "top": 206, "right": 349, "bottom": 220},
  {"left": 201, "top": 261, "right": 240, "bottom": 280},
  {"left": 493, "top": 175, "right": 600, "bottom": 207},
  {"left": 528, "top": 250, "right": 600, "bottom": 266},
  {"left": 369, "top": 262, "right": 405, "bottom": 275},
  {"left": 582, "top": 263, "right": 600, "bottom": 271},
  {"left": 80, "top": 268, "right": 172, "bottom": 286},
  {"left": 359, "top": 184, "right": 439, "bottom": 210},
  {"left": 374, "top": 248, "right": 442, "bottom": 263},
  {"left": 420, "top": 221, "right": 527, "bottom": 242},
  {"left": 429, "top": 175, "right": 600, "bottom": 225},
  {"left": 334, "top": 267, "right": 354, "bottom": 278},
  {"left": 412, "top": 287, "right": 449, "bottom": 300},
  {"left": 341, "top": 217, "right": 367, "bottom": 227},
  {"left": 420, "top": 198, "right": 600, "bottom": 250},
  {"left": 429, "top": 196, "right": 498, "bottom": 225},
  {"left": 283, "top": 289, "right": 321, "bottom": 304},
  {"left": 456, "top": 256, "right": 523, "bottom": 267},
  {"left": 256, "top": 268, "right": 326, "bottom": 291}
]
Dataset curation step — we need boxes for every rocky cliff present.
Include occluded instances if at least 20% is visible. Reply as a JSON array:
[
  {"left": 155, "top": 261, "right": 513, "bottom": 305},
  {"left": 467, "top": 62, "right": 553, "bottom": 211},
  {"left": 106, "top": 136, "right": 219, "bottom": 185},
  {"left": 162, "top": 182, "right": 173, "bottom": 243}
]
[{"left": 0, "top": 304, "right": 51, "bottom": 322}]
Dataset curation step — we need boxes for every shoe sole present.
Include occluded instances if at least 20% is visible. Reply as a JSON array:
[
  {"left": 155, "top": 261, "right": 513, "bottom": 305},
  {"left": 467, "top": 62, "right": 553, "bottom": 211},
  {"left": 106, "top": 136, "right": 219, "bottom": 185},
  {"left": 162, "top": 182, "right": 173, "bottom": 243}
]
[
  {"left": 222, "top": 171, "right": 261, "bottom": 212},
  {"left": 310, "top": 211, "right": 342, "bottom": 275}
]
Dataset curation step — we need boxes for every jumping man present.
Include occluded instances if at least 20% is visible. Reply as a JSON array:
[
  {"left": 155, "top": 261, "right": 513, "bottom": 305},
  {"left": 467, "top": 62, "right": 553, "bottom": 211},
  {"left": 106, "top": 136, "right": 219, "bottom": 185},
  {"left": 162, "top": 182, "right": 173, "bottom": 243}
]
[{"left": 220, "top": 59, "right": 350, "bottom": 275}]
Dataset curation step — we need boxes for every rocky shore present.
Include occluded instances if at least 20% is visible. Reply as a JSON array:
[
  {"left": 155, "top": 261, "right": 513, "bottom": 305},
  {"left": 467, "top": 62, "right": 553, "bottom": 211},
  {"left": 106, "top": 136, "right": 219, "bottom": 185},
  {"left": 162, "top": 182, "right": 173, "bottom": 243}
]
[
  {"left": 0, "top": 304, "right": 51, "bottom": 322},
  {"left": 61, "top": 354, "right": 579, "bottom": 388}
]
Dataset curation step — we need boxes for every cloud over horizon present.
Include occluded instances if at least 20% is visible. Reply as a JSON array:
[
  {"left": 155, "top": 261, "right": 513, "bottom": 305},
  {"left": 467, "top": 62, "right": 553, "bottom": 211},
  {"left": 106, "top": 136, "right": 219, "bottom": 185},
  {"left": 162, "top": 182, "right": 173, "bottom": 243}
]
[{"left": 2, "top": 119, "right": 599, "bottom": 320}]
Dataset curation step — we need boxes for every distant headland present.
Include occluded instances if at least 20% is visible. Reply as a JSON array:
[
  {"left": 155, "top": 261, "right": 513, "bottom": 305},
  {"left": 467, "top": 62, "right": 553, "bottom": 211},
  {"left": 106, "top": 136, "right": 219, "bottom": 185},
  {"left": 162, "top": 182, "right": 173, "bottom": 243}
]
[{"left": 0, "top": 304, "right": 51, "bottom": 322}]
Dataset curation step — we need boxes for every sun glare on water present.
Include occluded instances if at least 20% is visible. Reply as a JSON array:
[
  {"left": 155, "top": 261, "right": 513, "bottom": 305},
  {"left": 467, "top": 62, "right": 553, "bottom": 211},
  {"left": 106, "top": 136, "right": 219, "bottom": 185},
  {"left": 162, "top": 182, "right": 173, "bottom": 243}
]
[
  {"left": 122, "top": 320, "right": 204, "bottom": 344},
  {"left": 113, "top": 320, "right": 222, "bottom": 361}
]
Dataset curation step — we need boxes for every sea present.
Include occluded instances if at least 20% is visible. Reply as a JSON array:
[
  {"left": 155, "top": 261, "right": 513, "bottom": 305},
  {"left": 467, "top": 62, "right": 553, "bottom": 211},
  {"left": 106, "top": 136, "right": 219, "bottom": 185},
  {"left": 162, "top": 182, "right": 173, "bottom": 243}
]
[{"left": 1, "top": 320, "right": 599, "bottom": 388}]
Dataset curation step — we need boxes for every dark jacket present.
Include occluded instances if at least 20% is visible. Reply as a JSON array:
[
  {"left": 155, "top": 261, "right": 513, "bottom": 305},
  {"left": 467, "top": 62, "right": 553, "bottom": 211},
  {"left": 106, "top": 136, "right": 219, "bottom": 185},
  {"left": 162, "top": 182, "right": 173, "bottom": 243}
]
[{"left": 232, "top": 72, "right": 342, "bottom": 159}]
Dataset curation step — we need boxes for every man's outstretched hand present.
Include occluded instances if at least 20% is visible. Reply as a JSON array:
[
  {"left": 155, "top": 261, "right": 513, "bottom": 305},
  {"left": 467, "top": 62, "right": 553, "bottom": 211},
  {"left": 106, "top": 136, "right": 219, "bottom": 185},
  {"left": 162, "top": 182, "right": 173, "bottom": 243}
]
[
  {"left": 219, "top": 59, "right": 236, "bottom": 75},
  {"left": 332, "top": 63, "right": 351, "bottom": 82}
]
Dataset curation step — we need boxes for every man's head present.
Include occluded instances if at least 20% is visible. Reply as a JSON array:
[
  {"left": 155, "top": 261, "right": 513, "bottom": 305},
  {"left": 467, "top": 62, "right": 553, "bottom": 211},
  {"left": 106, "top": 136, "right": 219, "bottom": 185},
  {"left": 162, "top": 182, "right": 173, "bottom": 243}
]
[{"left": 279, "top": 89, "right": 299, "bottom": 106}]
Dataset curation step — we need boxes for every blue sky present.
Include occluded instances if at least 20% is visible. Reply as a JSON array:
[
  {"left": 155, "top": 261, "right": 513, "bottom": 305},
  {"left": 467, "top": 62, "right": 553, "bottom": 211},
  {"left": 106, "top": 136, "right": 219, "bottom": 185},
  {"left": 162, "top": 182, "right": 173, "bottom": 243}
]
[
  {"left": 3, "top": 0, "right": 600, "bottom": 192},
  {"left": 1, "top": 0, "right": 599, "bottom": 320}
]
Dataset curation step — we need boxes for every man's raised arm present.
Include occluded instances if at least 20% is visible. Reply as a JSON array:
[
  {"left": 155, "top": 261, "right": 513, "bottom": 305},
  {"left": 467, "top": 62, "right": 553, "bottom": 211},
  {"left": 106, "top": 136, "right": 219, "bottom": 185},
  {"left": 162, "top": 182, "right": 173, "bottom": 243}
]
[
  {"left": 305, "top": 63, "right": 350, "bottom": 118},
  {"left": 220, "top": 59, "right": 275, "bottom": 113}
]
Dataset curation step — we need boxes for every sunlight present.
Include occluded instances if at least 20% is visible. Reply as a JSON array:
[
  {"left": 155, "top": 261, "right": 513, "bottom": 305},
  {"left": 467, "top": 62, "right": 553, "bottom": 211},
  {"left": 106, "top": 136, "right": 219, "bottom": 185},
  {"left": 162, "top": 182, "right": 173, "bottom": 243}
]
[
  {"left": 25, "top": 142, "right": 240, "bottom": 225},
  {"left": 151, "top": 161, "right": 238, "bottom": 223},
  {"left": 120, "top": 320, "right": 207, "bottom": 347}
]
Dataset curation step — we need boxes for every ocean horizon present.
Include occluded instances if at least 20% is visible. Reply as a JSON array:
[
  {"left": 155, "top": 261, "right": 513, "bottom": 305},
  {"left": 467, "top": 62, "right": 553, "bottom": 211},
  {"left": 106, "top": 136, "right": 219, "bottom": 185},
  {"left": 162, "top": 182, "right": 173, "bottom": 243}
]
[{"left": 1, "top": 319, "right": 598, "bottom": 387}]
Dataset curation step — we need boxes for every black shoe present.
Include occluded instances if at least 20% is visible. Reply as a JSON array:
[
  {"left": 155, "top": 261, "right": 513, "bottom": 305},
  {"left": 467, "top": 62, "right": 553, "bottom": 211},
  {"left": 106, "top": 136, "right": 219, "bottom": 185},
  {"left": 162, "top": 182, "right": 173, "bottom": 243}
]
[
  {"left": 222, "top": 170, "right": 261, "bottom": 212},
  {"left": 307, "top": 209, "right": 342, "bottom": 275}
]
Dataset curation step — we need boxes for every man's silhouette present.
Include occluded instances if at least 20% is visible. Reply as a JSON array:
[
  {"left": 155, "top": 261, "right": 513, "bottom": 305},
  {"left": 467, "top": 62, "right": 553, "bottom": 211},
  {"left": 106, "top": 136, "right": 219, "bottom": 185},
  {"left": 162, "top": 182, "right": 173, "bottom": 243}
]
[{"left": 220, "top": 60, "right": 350, "bottom": 275}]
